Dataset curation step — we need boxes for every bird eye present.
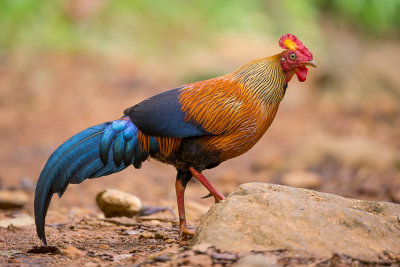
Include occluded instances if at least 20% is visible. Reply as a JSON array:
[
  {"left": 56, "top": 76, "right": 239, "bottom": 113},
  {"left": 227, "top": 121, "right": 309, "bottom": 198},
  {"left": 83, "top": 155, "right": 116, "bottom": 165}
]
[{"left": 289, "top": 53, "right": 297, "bottom": 60}]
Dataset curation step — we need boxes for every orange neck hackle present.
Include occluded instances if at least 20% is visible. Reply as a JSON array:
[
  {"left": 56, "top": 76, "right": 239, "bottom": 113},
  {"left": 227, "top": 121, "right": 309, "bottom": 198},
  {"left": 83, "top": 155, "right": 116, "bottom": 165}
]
[{"left": 232, "top": 53, "right": 287, "bottom": 103}]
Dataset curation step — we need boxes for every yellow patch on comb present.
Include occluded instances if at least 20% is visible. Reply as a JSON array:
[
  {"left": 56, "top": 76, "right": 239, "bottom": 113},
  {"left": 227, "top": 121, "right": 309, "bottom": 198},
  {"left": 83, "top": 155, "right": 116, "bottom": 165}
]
[{"left": 283, "top": 39, "right": 297, "bottom": 50}]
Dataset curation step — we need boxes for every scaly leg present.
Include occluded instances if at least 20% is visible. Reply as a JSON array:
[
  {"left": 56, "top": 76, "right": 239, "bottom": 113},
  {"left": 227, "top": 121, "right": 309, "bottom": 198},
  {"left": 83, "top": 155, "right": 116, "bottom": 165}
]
[
  {"left": 189, "top": 167, "right": 226, "bottom": 203},
  {"left": 175, "top": 170, "right": 195, "bottom": 238}
]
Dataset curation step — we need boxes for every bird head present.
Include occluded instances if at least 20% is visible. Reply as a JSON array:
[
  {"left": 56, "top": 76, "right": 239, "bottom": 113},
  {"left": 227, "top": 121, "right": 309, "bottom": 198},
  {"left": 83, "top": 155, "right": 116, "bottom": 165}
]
[{"left": 279, "top": 34, "right": 316, "bottom": 83}]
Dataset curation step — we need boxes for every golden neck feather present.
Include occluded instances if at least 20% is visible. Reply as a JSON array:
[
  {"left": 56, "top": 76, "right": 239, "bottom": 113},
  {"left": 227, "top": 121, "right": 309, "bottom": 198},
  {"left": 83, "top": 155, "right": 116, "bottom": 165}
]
[{"left": 232, "top": 53, "right": 287, "bottom": 103}]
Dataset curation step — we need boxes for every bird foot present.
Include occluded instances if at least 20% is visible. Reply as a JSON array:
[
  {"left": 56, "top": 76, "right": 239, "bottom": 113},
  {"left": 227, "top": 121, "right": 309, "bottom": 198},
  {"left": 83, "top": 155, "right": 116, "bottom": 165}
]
[
  {"left": 214, "top": 196, "right": 224, "bottom": 203},
  {"left": 179, "top": 225, "right": 195, "bottom": 239},
  {"left": 201, "top": 192, "right": 225, "bottom": 204}
]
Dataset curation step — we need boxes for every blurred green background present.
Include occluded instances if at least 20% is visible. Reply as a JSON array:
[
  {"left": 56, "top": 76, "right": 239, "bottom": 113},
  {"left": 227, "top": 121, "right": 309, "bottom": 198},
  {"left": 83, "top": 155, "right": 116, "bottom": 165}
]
[
  {"left": 1, "top": 0, "right": 400, "bottom": 54},
  {"left": 0, "top": 0, "right": 399, "bottom": 204}
]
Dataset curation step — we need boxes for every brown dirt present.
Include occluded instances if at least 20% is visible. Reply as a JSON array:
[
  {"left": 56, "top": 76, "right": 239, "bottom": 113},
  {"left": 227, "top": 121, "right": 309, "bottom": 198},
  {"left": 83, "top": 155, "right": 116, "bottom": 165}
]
[{"left": 0, "top": 27, "right": 399, "bottom": 266}]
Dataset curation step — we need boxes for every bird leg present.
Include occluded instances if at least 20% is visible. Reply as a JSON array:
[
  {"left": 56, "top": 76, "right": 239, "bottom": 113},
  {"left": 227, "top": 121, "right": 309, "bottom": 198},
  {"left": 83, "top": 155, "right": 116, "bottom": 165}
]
[
  {"left": 175, "top": 171, "right": 195, "bottom": 238},
  {"left": 189, "top": 167, "right": 226, "bottom": 203}
]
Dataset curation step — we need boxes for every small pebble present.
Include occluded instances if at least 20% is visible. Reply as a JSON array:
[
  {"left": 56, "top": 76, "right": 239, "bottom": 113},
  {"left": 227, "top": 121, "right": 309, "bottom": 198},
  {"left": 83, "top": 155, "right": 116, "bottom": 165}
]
[
  {"left": 97, "top": 244, "right": 110, "bottom": 250},
  {"left": 96, "top": 189, "right": 142, "bottom": 218},
  {"left": 139, "top": 233, "right": 154, "bottom": 239},
  {"left": 153, "top": 255, "right": 171, "bottom": 262},
  {"left": 192, "top": 243, "right": 213, "bottom": 253},
  {"left": 211, "top": 252, "right": 237, "bottom": 261},
  {"left": 125, "top": 229, "right": 141, "bottom": 235},
  {"left": 0, "top": 190, "right": 29, "bottom": 209},
  {"left": 154, "top": 230, "right": 168, "bottom": 240}
]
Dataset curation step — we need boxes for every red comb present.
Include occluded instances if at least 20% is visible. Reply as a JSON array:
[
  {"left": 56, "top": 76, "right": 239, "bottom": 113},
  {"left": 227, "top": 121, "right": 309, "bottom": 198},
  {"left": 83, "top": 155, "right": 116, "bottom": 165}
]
[{"left": 279, "top": 34, "right": 313, "bottom": 59}]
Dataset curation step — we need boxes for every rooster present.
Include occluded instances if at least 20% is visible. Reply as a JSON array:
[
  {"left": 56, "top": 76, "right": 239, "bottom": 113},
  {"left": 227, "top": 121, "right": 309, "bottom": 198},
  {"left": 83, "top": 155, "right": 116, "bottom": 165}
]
[{"left": 35, "top": 33, "right": 316, "bottom": 245}]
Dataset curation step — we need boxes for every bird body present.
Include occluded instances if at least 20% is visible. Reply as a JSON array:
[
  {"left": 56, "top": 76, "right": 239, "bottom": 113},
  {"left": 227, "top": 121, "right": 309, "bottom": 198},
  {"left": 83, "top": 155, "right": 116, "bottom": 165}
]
[
  {"left": 128, "top": 53, "right": 287, "bottom": 169},
  {"left": 34, "top": 34, "right": 316, "bottom": 245}
]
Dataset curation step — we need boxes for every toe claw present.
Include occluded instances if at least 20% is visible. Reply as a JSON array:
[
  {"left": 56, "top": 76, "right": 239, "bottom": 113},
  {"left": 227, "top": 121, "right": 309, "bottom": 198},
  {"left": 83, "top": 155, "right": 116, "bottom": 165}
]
[{"left": 201, "top": 193, "right": 213, "bottom": 199}]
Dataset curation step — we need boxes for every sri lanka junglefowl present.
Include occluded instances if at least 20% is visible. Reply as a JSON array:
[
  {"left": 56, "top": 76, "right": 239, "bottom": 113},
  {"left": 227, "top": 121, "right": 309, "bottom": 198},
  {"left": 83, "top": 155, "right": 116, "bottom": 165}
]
[{"left": 35, "top": 34, "right": 316, "bottom": 245}]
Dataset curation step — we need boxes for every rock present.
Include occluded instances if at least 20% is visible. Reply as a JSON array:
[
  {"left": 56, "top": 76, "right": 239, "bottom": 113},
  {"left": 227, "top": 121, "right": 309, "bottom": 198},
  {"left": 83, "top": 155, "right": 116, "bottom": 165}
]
[
  {"left": 183, "top": 254, "right": 213, "bottom": 266},
  {"left": 165, "top": 238, "right": 175, "bottom": 244},
  {"left": 62, "top": 245, "right": 84, "bottom": 258},
  {"left": 185, "top": 200, "right": 210, "bottom": 221},
  {"left": 154, "top": 230, "right": 168, "bottom": 240},
  {"left": 152, "top": 255, "right": 171, "bottom": 262},
  {"left": 125, "top": 229, "right": 141, "bottom": 235},
  {"left": 0, "top": 214, "right": 34, "bottom": 228},
  {"left": 234, "top": 254, "right": 281, "bottom": 267},
  {"left": 211, "top": 252, "right": 237, "bottom": 261},
  {"left": 280, "top": 171, "right": 321, "bottom": 188},
  {"left": 96, "top": 189, "right": 142, "bottom": 218},
  {"left": 139, "top": 233, "right": 154, "bottom": 239},
  {"left": 97, "top": 244, "right": 109, "bottom": 250},
  {"left": 192, "top": 183, "right": 400, "bottom": 262},
  {"left": 192, "top": 243, "right": 213, "bottom": 253},
  {"left": 0, "top": 190, "right": 29, "bottom": 209}
]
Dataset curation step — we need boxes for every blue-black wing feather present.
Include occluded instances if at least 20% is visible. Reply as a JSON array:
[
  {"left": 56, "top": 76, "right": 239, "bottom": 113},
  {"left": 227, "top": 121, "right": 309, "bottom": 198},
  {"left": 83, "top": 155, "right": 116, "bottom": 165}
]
[{"left": 124, "top": 88, "right": 211, "bottom": 138}]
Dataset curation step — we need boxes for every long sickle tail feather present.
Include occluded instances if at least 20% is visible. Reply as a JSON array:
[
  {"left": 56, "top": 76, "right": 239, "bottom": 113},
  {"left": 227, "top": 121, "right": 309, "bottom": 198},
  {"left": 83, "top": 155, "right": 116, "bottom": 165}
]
[{"left": 34, "top": 116, "right": 148, "bottom": 246}]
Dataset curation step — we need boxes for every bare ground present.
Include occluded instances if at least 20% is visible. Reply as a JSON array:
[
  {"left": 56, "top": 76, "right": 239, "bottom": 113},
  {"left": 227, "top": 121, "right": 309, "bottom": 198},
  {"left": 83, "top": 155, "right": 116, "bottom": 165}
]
[{"left": 0, "top": 31, "right": 399, "bottom": 266}]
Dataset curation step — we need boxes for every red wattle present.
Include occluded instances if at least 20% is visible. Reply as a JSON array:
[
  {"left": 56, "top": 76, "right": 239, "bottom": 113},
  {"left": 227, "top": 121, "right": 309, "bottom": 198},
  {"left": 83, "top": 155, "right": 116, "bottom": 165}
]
[{"left": 295, "top": 66, "right": 308, "bottom": 82}]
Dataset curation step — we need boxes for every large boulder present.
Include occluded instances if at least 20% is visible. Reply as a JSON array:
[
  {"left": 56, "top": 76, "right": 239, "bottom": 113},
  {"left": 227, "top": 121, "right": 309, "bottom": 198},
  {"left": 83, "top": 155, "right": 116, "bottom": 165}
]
[{"left": 192, "top": 183, "right": 400, "bottom": 262}]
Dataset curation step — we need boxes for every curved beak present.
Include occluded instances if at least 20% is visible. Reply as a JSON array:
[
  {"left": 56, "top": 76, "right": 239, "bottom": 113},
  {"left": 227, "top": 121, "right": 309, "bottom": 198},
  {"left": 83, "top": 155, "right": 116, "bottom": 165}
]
[{"left": 304, "top": 59, "right": 317, "bottom": 68}]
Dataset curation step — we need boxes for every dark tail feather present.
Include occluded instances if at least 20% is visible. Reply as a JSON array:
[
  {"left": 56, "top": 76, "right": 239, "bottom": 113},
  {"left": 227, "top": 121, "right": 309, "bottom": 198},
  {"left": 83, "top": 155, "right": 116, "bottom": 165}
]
[{"left": 34, "top": 116, "right": 146, "bottom": 245}]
